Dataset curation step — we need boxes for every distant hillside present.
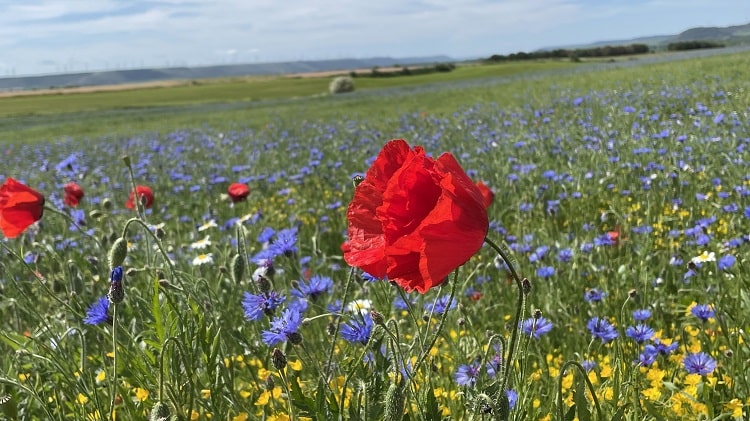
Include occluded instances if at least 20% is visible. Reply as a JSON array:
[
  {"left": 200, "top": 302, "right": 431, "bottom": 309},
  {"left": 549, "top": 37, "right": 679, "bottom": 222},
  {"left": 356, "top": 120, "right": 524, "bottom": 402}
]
[
  {"left": 0, "top": 56, "right": 452, "bottom": 92},
  {"left": 539, "top": 22, "right": 750, "bottom": 51}
]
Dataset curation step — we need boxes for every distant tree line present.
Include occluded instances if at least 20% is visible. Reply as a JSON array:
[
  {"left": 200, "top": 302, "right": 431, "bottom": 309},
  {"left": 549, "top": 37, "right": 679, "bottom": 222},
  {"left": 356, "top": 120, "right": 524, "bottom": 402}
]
[
  {"left": 486, "top": 44, "right": 650, "bottom": 62},
  {"left": 350, "top": 63, "right": 456, "bottom": 78},
  {"left": 666, "top": 41, "right": 725, "bottom": 51}
]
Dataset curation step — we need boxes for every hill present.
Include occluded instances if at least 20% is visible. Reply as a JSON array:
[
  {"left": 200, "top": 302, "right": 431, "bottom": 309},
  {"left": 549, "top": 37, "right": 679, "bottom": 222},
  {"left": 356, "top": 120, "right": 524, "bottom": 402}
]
[
  {"left": 539, "top": 22, "right": 750, "bottom": 51},
  {"left": 0, "top": 55, "right": 452, "bottom": 92}
]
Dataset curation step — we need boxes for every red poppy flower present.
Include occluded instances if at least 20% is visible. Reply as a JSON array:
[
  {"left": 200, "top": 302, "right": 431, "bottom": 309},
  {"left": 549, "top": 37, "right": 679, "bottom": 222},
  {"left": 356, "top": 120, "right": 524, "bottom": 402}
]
[
  {"left": 607, "top": 224, "right": 623, "bottom": 246},
  {"left": 0, "top": 177, "right": 45, "bottom": 238},
  {"left": 227, "top": 183, "right": 250, "bottom": 203},
  {"left": 125, "top": 185, "right": 154, "bottom": 209},
  {"left": 343, "top": 139, "right": 489, "bottom": 293},
  {"left": 63, "top": 182, "right": 85, "bottom": 207},
  {"left": 476, "top": 181, "right": 494, "bottom": 209}
]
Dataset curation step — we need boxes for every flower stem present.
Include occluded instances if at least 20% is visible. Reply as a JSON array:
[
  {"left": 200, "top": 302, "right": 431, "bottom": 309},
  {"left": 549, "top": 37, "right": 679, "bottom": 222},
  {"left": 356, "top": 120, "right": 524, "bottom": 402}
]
[
  {"left": 109, "top": 303, "right": 118, "bottom": 421},
  {"left": 411, "top": 269, "right": 458, "bottom": 381},
  {"left": 484, "top": 237, "right": 525, "bottom": 395}
]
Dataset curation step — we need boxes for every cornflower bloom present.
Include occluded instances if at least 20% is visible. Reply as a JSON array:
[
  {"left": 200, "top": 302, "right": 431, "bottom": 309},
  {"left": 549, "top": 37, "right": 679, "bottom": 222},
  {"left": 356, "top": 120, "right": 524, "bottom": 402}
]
[
  {"left": 291, "top": 274, "right": 333, "bottom": 300},
  {"left": 521, "top": 317, "right": 553, "bottom": 339},
  {"left": 586, "top": 317, "right": 619, "bottom": 343},
  {"left": 83, "top": 296, "right": 110, "bottom": 325},
  {"left": 690, "top": 304, "right": 714, "bottom": 321},
  {"left": 625, "top": 324, "right": 655, "bottom": 343},
  {"left": 261, "top": 308, "right": 302, "bottom": 346},
  {"left": 454, "top": 362, "right": 481, "bottom": 387},
  {"left": 340, "top": 313, "right": 374, "bottom": 345},
  {"left": 683, "top": 352, "right": 717, "bottom": 375},
  {"left": 242, "top": 291, "right": 286, "bottom": 321}
]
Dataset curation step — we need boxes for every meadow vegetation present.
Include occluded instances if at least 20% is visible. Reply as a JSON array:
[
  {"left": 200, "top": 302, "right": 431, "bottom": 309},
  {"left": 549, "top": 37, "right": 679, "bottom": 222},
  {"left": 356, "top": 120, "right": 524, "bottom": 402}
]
[{"left": 1, "top": 51, "right": 749, "bottom": 420}]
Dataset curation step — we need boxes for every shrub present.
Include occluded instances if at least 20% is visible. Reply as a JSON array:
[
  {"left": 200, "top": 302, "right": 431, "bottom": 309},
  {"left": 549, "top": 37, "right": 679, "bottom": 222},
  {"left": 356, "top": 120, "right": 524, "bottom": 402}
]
[{"left": 329, "top": 75, "right": 354, "bottom": 94}]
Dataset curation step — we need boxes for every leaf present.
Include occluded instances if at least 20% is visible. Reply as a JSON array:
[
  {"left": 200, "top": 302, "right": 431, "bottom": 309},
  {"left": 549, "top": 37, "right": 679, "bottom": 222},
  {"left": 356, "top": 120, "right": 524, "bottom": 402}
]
[
  {"left": 642, "top": 399, "right": 667, "bottom": 421},
  {"left": 610, "top": 404, "right": 628, "bottom": 421},
  {"left": 289, "top": 374, "right": 317, "bottom": 419}
]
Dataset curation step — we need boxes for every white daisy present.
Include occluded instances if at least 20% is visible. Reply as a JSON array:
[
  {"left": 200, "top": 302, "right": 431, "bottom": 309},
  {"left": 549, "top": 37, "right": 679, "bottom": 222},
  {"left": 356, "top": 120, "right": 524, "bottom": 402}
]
[
  {"left": 197, "top": 220, "right": 218, "bottom": 232},
  {"left": 192, "top": 253, "right": 214, "bottom": 266},
  {"left": 692, "top": 251, "right": 716, "bottom": 264},
  {"left": 345, "top": 299, "right": 372, "bottom": 315},
  {"left": 191, "top": 235, "right": 211, "bottom": 250}
]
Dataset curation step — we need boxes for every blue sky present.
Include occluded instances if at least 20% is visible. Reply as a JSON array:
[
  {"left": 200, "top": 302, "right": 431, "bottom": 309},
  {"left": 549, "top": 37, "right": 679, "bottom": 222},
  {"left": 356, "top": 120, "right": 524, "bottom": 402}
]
[{"left": 1, "top": 0, "right": 748, "bottom": 76}]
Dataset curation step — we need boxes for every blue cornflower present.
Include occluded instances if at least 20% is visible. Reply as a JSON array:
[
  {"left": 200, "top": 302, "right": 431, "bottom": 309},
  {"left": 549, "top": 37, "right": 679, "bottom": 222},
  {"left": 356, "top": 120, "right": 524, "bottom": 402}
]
[
  {"left": 83, "top": 296, "right": 110, "bottom": 325},
  {"left": 340, "top": 313, "right": 374, "bottom": 345},
  {"left": 292, "top": 275, "right": 333, "bottom": 300},
  {"left": 652, "top": 339, "right": 677, "bottom": 355},
  {"left": 683, "top": 352, "right": 717, "bottom": 375},
  {"left": 586, "top": 317, "right": 619, "bottom": 343},
  {"left": 506, "top": 389, "right": 518, "bottom": 410},
  {"left": 360, "top": 272, "right": 382, "bottom": 282},
  {"left": 690, "top": 304, "right": 714, "bottom": 321},
  {"left": 632, "top": 309, "right": 652, "bottom": 321},
  {"left": 485, "top": 354, "right": 503, "bottom": 378},
  {"left": 718, "top": 254, "right": 736, "bottom": 270},
  {"left": 521, "top": 317, "right": 553, "bottom": 339},
  {"left": 583, "top": 288, "right": 607, "bottom": 303},
  {"left": 241, "top": 291, "right": 286, "bottom": 321},
  {"left": 425, "top": 295, "right": 457, "bottom": 314},
  {"left": 393, "top": 295, "right": 415, "bottom": 311},
  {"left": 269, "top": 227, "right": 298, "bottom": 256},
  {"left": 536, "top": 266, "right": 555, "bottom": 278},
  {"left": 261, "top": 308, "right": 303, "bottom": 346},
  {"left": 581, "top": 360, "right": 596, "bottom": 372},
  {"left": 625, "top": 324, "right": 655, "bottom": 343},
  {"left": 257, "top": 227, "right": 275, "bottom": 244},
  {"left": 557, "top": 248, "right": 574, "bottom": 263},
  {"left": 454, "top": 362, "right": 481, "bottom": 387},
  {"left": 638, "top": 345, "right": 658, "bottom": 366}
]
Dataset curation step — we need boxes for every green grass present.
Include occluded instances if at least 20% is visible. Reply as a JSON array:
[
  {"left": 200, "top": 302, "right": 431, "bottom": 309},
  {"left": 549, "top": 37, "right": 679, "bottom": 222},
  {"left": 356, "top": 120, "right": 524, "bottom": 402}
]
[{"left": 0, "top": 60, "right": 575, "bottom": 144}]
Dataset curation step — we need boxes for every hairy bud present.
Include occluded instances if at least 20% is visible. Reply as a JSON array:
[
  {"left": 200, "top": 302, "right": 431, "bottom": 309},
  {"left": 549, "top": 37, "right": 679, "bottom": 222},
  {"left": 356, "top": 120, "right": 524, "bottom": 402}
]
[{"left": 108, "top": 237, "right": 128, "bottom": 270}]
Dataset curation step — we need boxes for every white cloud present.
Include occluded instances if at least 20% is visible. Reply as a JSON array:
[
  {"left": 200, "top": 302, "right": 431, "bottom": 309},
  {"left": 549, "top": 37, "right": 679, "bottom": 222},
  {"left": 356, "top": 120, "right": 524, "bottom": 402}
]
[{"left": 1, "top": 0, "right": 748, "bottom": 75}]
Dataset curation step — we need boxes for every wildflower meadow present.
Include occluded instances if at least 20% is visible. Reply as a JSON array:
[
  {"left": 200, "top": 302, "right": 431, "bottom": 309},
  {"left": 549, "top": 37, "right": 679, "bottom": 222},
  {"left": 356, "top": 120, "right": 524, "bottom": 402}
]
[{"left": 1, "top": 51, "right": 749, "bottom": 421}]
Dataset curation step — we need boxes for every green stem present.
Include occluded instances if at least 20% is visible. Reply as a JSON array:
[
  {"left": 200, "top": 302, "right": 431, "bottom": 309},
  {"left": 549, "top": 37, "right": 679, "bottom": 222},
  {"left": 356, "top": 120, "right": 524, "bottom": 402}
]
[
  {"left": 109, "top": 303, "right": 118, "bottom": 421},
  {"left": 326, "top": 267, "right": 355, "bottom": 379},
  {"left": 484, "top": 237, "right": 525, "bottom": 396},
  {"left": 414, "top": 270, "right": 458, "bottom": 374},
  {"left": 121, "top": 217, "right": 185, "bottom": 291},
  {"left": 556, "top": 361, "right": 603, "bottom": 420},
  {"left": 277, "top": 368, "right": 296, "bottom": 421}
]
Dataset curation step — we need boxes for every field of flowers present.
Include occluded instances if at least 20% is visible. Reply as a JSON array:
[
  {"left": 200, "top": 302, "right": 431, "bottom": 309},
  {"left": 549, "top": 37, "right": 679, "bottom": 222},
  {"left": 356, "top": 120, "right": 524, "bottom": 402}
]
[{"left": 1, "top": 51, "right": 749, "bottom": 421}]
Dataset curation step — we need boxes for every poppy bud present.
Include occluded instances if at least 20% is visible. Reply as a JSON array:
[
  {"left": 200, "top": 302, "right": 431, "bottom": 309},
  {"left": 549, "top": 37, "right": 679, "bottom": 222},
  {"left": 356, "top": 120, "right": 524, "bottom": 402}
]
[
  {"left": 533, "top": 308, "right": 543, "bottom": 319},
  {"left": 149, "top": 401, "right": 171, "bottom": 421},
  {"left": 628, "top": 289, "right": 638, "bottom": 298},
  {"left": 101, "top": 197, "right": 113, "bottom": 210},
  {"left": 89, "top": 210, "right": 103, "bottom": 220},
  {"left": 230, "top": 254, "right": 245, "bottom": 284},
  {"left": 108, "top": 237, "right": 128, "bottom": 269},
  {"left": 122, "top": 155, "right": 131, "bottom": 167},
  {"left": 271, "top": 348, "right": 287, "bottom": 370},
  {"left": 383, "top": 380, "right": 405, "bottom": 421},
  {"left": 154, "top": 227, "right": 166, "bottom": 240}
]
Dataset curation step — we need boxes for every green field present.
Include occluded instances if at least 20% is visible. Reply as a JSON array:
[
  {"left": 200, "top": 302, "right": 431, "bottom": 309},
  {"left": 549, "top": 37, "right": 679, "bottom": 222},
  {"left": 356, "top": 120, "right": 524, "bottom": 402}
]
[{"left": 1, "top": 50, "right": 750, "bottom": 420}]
